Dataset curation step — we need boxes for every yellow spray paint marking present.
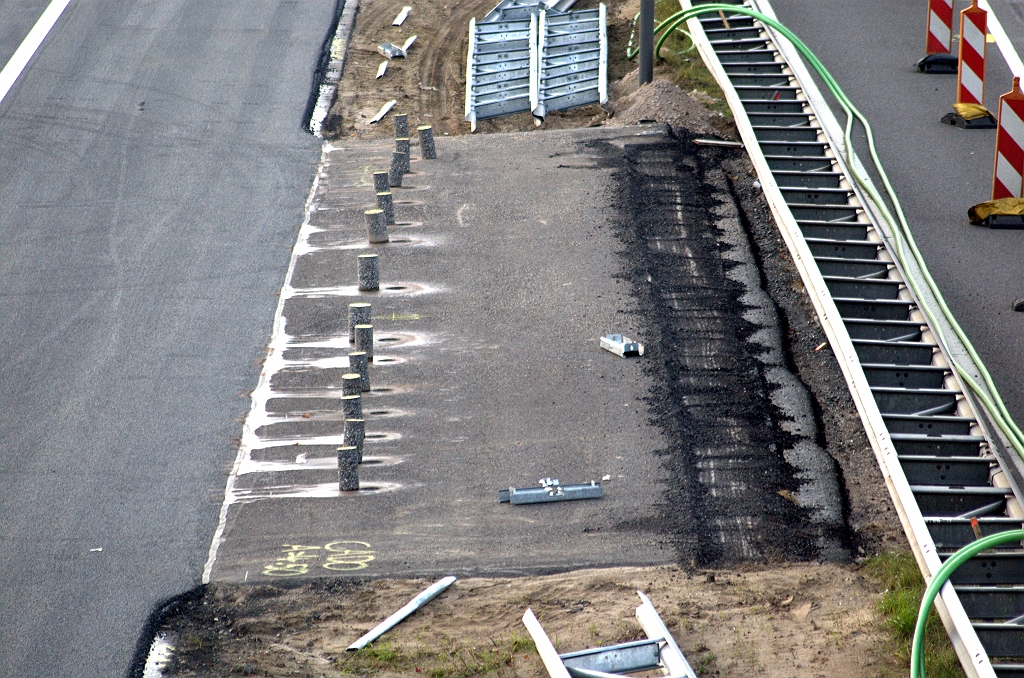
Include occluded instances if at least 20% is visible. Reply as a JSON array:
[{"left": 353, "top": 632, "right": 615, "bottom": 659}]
[{"left": 262, "top": 540, "right": 376, "bottom": 577}]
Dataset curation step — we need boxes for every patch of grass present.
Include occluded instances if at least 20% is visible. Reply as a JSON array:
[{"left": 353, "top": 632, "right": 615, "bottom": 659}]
[
  {"left": 865, "top": 553, "right": 965, "bottom": 678},
  {"left": 336, "top": 632, "right": 536, "bottom": 678},
  {"left": 652, "top": 0, "right": 732, "bottom": 119}
]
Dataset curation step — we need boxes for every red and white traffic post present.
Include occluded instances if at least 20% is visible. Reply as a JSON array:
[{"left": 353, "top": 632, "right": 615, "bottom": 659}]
[
  {"left": 993, "top": 77, "right": 1024, "bottom": 200},
  {"left": 957, "top": 0, "right": 987, "bottom": 106},
  {"left": 941, "top": 0, "right": 997, "bottom": 127},
  {"left": 919, "top": 0, "right": 958, "bottom": 72}
]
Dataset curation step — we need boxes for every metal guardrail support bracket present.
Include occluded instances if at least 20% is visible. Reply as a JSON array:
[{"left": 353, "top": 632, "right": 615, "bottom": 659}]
[
  {"left": 499, "top": 478, "right": 603, "bottom": 504},
  {"left": 600, "top": 333, "right": 644, "bottom": 357},
  {"left": 522, "top": 592, "right": 697, "bottom": 678}
]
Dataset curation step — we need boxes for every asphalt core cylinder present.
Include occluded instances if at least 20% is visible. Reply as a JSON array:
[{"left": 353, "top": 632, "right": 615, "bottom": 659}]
[
  {"left": 348, "top": 303, "right": 371, "bottom": 340},
  {"left": 338, "top": 446, "right": 359, "bottom": 491},
  {"left": 354, "top": 324, "right": 374, "bottom": 361},
  {"left": 348, "top": 351, "right": 370, "bottom": 391},
  {"left": 357, "top": 254, "right": 379, "bottom": 291},
  {"left": 418, "top": 125, "right": 436, "bottom": 159},
  {"left": 344, "top": 418, "right": 365, "bottom": 463}
]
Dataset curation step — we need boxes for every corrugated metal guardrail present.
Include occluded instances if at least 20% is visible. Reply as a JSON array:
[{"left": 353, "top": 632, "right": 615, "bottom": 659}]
[
  {"left": 530, "top": 6, "right": 608, "bottom": 120},
  {"left": 682, "top": 0, "right": 1024, "bottom": 675},
  {"left": 465, "top": 2, "right": 607, "bottom": 130}
]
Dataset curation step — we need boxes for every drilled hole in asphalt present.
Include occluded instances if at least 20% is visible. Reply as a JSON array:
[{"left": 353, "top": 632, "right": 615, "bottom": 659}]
[{"left": 340, "top": 483, "right": 392, "bottom": 494}]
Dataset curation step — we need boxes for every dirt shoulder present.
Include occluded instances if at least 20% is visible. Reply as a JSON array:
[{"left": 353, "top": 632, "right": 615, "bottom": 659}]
[
  {"left": 159, "top": 563, "right": 899, "bottom": 678},
  {"left": 321, "top": 0, "right": 734, "bottom": 139}
]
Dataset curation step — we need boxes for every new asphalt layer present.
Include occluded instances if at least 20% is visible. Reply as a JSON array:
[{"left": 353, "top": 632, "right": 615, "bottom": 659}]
[
  {"left": 209, "top": 127, "right": 677, "bottom": 582},
  {"left": 209, "top": 124, "right": 852, "bottom": 585}
]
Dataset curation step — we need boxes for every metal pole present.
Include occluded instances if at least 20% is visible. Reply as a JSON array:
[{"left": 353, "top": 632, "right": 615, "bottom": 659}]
[
  {"left": 639, "top": 0, "right": 654, "bottom": 86},
  {"left": 347, "top": 576, "right": 457, "bottom": 651}
]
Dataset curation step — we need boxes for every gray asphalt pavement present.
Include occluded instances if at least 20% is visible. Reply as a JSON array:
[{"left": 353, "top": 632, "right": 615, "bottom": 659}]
[
  {"left": 768, "top": 0, "right": 1024, "bottom": 426},
  {"left": 0, "top": 0, "right": 331, "bottom": 675}
]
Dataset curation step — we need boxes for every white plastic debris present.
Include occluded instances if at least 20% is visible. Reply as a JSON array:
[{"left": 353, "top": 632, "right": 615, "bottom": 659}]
[
  {"left": 376, "top": 61, "right": 388, "bottom": 78},
  {"left": 600, "top": 333, "right": 644, "bottom": 358},
  {"left": 401, "top": 34, "right": 418, "bottom": 52},
  {"left": 369, "top": 100, "right": 398, "bottom": 124},
  {"left": 393, "top": 6, "right": 412, "bottom": 25}
]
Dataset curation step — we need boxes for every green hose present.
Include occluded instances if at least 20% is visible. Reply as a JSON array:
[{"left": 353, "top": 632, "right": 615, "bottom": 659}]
[
  {"left": 626, "top": 11, "right": 695, "bottom": 60},
  {"left": 650, "top": 4, "right": 1024, "bottom": 459},
  {"left": 911, "top": 530, "right": 1024, "bottom": 677}
]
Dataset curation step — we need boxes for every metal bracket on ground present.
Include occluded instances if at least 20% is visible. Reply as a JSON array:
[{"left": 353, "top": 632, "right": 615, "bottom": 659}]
[
  {"left": 499, "top": 478, "right": 603, "bottom": 504},
  {"left": 522, "top": 592, "right": 697, "bottom": 678},
  {"left": 600, "top": 333, "right": 644, "bottom": 357}
]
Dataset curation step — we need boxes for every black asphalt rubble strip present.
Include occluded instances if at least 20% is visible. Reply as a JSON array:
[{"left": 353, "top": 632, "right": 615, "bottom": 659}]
[{"left": 207, "top": 123, "right": 899, "bottom": 586}]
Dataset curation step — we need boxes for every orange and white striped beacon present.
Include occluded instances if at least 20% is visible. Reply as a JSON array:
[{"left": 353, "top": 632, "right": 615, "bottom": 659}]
[
  {"left": 919, "top": 0, "right": 958, "bottom": 72},
  {"left": 927, "top": 0, "right": 954, "bottom": 55},
  {"left": 957, "top": 0, "right": 988, "bottom": 106},
  {"left": 993, "top": 77, "right": 1024, "bottom": 200}
]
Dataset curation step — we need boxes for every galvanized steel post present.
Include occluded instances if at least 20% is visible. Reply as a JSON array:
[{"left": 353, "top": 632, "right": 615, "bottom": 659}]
[{"left": 639, "top": 0, "right": 654, "bottom": 86}]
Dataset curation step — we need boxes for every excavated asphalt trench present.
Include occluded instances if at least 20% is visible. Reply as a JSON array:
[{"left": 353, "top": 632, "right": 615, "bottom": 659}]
[{"left": 595, "top": 131, "right": 850, "bottom": 566}]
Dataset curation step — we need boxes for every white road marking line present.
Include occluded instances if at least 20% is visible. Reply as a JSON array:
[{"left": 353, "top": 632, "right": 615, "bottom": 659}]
[
  {"left": 0, "top": 0, "right": 74, "bottom": 107},
  {"left": 979, "top": 0, "right": 1024, "bottom": 80}
]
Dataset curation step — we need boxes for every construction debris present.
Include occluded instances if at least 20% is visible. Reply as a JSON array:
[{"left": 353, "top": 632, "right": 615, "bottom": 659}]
[
  {"left": 523, "top": 591, "right": 697, "bottom": 678},
  {"left": 465, "top": 3, "right": 606, "bottom": 131},
  {"left": 393, "top": 6, "right": 412, "bottom": 26},
  {"left": 346, "top": 576, "right": 457, "bottom": 651},
  {"left": 499, "top": 478, "right": 603, "bottom": 504},
  {"left": 369, "top": 99, "right": 398, "bottom": 124},
  {"left": 376, "top": 61, "right": 388, "bottom": 78},
  {"left": 600, "top": 333, "right": 644, "bottom": 357}
]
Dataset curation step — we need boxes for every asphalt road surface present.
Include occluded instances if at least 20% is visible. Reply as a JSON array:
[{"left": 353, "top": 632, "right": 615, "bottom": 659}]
[
  {"left": 0, "top": 0, "right": 332, "bottom": 675},
  {"left": 767, "top": 0, "right": 1024, "bottom": 426}
]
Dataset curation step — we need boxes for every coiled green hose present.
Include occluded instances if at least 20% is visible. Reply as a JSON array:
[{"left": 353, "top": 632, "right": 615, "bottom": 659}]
[{"left": 911, "top": 530, "right": 1024, "bottom": 678}]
